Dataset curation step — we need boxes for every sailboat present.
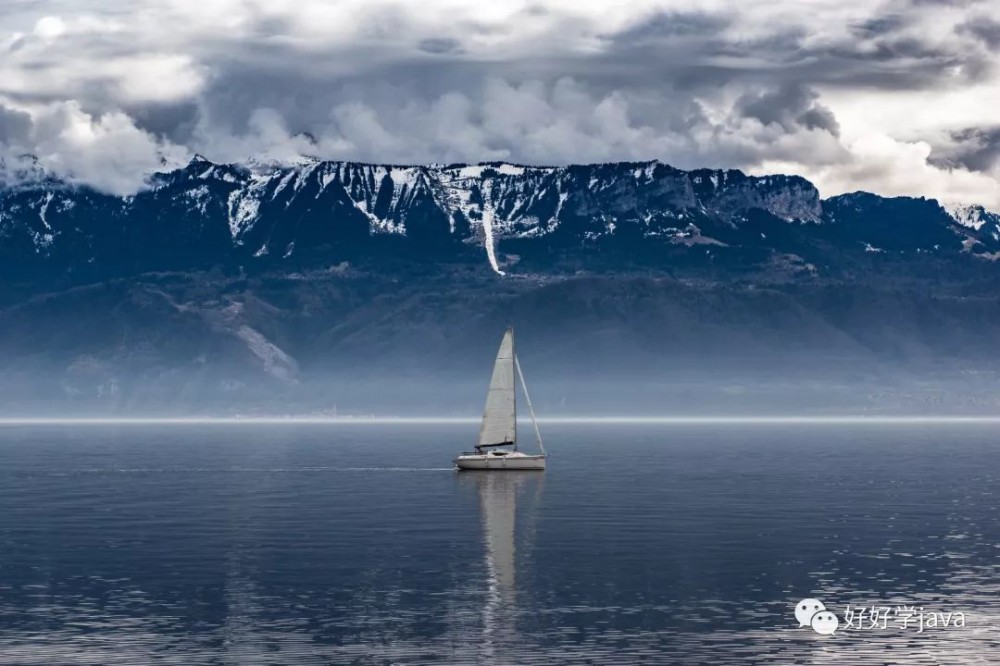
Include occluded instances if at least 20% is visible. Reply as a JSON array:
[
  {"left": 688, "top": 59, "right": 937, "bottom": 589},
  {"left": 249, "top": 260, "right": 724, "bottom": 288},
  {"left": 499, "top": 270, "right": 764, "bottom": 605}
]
[{"left": 454, "top": 327, "right": 546, "bottom": 471}]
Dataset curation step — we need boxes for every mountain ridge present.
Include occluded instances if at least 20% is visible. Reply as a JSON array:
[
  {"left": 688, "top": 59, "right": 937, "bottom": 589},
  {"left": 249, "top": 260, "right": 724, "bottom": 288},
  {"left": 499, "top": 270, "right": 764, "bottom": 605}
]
[{"left": 3, "top": 156, "right": 999, "bottom": 290}]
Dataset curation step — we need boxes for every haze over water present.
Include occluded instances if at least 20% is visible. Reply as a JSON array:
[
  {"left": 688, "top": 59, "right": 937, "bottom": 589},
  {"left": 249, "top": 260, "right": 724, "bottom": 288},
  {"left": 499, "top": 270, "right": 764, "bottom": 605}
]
[{"left": 0, "top": 422, "right": 998, "bottom": 664}]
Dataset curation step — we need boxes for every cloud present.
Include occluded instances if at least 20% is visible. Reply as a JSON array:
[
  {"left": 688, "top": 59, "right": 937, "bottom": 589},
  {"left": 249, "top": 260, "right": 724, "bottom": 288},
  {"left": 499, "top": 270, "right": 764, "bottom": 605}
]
[
  {"left": 0, "top": 100, "right": 186, "bottom": 194},
  {"left": 957, "top": 15, "right": 1000, "bottom": 49},
  {"left": 172, "top": 76, "right": 847, "bottom": 174},
  {"left": 418, "top": 38, "right": 462, "bottom": 55},
  {"left": 929, "top": 126, "right": 1000, "bottom": 172},
  {"left": 734, "top": 84, "right": 841, "bottom": 136},
  {"left": 0, "top": 0, "right": 998, "bottom": 206},
  {"left": 0, "top": 105, "right": 32, "bottom": 143}
]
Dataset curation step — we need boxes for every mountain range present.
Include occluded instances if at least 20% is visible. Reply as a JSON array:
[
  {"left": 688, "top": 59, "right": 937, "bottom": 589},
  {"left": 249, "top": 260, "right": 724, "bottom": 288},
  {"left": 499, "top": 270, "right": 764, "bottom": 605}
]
[{"left": 2, "top": 157, "right": 1000, "bottom": 415}]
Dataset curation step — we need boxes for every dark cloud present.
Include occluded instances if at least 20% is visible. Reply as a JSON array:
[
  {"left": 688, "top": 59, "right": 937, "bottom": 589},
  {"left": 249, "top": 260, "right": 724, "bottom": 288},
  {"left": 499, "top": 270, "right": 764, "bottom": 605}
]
[
  {"left": 957, "top": 16, "right": 1000, "bottom": 48},
  {"left": 734, "top": 84, "right": 840, "bottom": 136},
  {"left": 7, "top": 34, "right": 27, "bottom": 54},
  {"left": 126, "top": 100, "right": 201, "bottom": 145},
  {"left": 418, "top": 37, "right": 462, "bottom": 55},
  {"left": 603, "top": 11, "right": 730, "bottom": 43},
  {"left": 581, "top": 5, "right": 987, "bottom": 96},
  {"left": 909, "top": 0, "right": 984, "bottom": 6},
  {"left": 930, "top": 126, "right": 1000, "bottom": 172},
  {"left": 851, "top": 13, "right": 910, "bottom": 38},
  {"left": 0, "top": 104, "right": 32, "bottom": 143}
]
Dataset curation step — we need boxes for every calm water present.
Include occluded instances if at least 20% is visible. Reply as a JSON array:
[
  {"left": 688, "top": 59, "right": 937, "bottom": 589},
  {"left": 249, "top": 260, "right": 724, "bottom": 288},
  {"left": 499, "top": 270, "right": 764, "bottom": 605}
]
[{"left": 0, "top": 423, "right": 998, "bottom": 664}]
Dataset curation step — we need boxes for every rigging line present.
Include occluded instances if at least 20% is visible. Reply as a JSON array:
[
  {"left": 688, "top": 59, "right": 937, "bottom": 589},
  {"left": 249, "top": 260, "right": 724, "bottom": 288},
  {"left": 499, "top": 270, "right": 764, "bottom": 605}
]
[
  {"left": 514, "top": 353, "right": 545, "bottom": 456},
  {"left": 511, "top": 327, "right": 517, "bottom": 451}
]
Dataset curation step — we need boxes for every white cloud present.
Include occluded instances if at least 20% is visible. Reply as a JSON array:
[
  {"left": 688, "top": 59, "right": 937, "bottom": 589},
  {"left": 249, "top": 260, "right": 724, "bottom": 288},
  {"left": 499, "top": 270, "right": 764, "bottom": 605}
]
[
  {"left": 110, "top": 55, "right": 207, "bottom": 104},
  {"left": 0, "top": 99, "right": 186, "bottom": 194},
  {"left": 758, "top": 132, "right": 1000, "bottom": 206},
  {"left": 33, "top": 16, "right": 67, "bottom": 40},
  {"left": 1, "top": 14, "right": 204, "bottom": 105}
]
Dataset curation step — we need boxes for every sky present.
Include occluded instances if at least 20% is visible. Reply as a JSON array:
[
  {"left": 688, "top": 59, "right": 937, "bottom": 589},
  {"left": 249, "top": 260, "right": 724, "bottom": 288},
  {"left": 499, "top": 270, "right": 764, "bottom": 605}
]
[{"left": 0, "top": 0, "right": 999, "bottom": 207}]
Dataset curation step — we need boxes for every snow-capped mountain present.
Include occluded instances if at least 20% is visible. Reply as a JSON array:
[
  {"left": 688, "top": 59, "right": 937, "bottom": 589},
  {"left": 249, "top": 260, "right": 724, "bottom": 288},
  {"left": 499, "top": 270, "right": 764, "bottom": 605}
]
[
  {"left": 3, "top": 157, "right": 1000, "bottom": 414},
  {"left": 943, "top": 202, "right": 1000, "bottom": 231},
  {"left": 1, "top": 156, "right": 999, "bottom": 285}
]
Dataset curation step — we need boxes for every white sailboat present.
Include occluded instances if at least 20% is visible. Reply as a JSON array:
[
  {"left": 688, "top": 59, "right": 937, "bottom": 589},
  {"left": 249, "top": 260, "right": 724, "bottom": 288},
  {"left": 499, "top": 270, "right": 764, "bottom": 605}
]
[{"left": 454, "top": 327, "right": 546, "bottom": 471}]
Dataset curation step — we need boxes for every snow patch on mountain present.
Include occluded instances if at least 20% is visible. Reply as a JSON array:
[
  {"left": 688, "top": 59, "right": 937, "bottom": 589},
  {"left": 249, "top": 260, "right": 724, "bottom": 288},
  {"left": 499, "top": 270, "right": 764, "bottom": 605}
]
[
  {"left": 272, "top": 170, "right": 296, "bottom": 200},
  {"left": 435, "top": 170, "right": 506, "bottom": 274},
  {"left": 227, "top": 179, "right": 265, "bottom": 242},
  {"left": 480, "top": 204, "right": 505, "bottom": 276},
  {"left": 38, "top": 192, "right": 54, "bottom": 231},
  {"left": 663, "top": 224, "right": 726, "bottom": 246},
  {"left": 944, "top": 202, "right": 993, "bottom": 231},
  {"left": 493, "top": 164, "right": 526, "bottom": 176},
  {"left": 183, "top": 185, "right": 212, "bottom": 215}
]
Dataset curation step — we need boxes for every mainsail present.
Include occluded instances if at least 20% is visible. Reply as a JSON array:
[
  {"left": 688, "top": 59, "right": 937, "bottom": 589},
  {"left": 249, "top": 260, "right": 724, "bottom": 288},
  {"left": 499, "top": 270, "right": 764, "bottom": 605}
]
[{"left": 477, "top": 328, "right": 516, "bottom": 448}]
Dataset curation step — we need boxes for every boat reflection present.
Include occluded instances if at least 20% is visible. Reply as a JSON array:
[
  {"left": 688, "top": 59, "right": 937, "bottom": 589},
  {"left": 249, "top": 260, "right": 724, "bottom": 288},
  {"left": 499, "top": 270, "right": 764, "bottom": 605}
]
[{"left": 460, "top": 471, "right": 544, "bottom": 659}]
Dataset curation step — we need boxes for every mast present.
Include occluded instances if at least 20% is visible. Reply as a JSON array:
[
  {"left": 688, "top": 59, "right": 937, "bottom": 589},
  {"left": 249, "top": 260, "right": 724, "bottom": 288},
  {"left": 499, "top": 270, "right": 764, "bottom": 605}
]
[{"left": 514, "top": 353, "right": 545, "bottom": 456}]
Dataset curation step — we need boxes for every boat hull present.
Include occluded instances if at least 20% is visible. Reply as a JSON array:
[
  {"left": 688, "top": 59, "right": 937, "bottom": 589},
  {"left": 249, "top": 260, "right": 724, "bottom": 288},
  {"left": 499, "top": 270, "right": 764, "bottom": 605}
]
[{"left": 454, "top": 454, "right": 546, "bottom": 471}]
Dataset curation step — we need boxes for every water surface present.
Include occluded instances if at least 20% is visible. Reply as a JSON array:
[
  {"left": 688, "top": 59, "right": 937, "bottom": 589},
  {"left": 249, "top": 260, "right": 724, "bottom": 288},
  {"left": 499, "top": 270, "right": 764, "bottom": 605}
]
[{"left": 0, "top": 423, "right": 998, "bottom": 664}]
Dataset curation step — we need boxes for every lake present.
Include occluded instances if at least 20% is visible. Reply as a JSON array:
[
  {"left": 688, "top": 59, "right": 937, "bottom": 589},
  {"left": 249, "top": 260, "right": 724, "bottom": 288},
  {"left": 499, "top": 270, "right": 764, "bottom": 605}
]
[{"left": 0, "top": 422, "right": 998, "bottom": 664}]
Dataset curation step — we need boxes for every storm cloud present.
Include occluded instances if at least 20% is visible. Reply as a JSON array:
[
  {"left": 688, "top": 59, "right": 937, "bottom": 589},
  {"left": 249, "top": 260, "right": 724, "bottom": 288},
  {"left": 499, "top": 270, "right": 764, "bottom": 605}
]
[
  {"left": 931, "top": 126, "right": 1000, "bottom": 172},
  {"left": 0, "top": 0, "right": 999, "bottom": 205}
]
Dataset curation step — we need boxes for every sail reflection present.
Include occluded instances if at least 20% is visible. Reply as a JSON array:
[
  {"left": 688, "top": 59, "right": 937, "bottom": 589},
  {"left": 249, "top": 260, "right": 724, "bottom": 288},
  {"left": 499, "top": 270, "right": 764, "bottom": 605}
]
[{"left": 461, "top": 471, "right": 544, "bottom": 659}]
